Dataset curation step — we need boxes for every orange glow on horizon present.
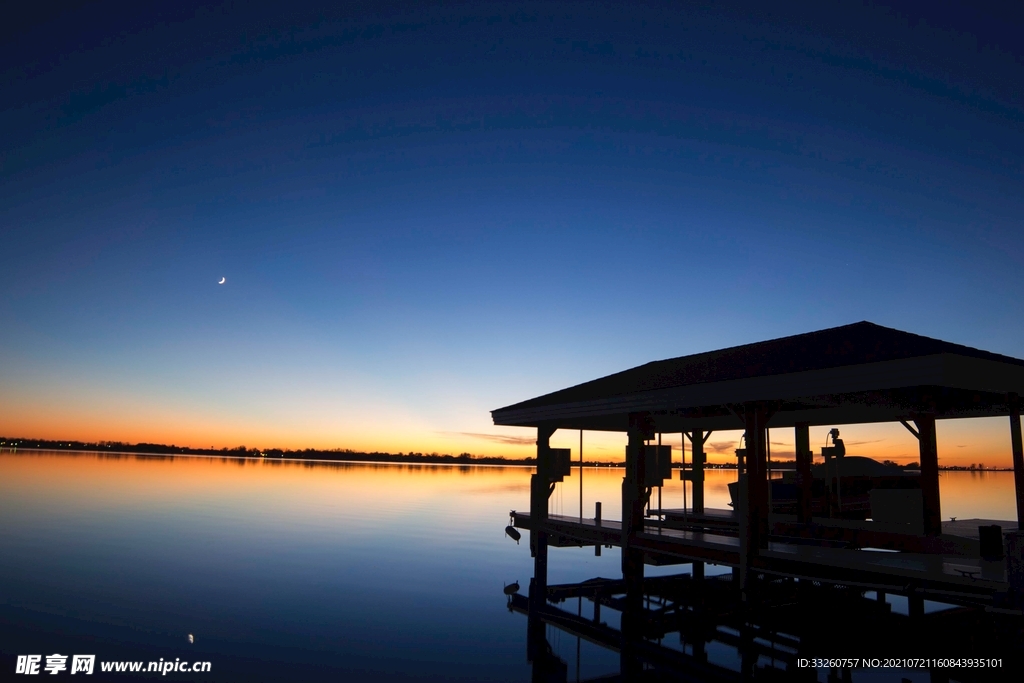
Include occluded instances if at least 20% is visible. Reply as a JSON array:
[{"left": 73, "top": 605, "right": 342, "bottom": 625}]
[{"left": 1, "top": 396, "right": 1017, "bottom": 468}]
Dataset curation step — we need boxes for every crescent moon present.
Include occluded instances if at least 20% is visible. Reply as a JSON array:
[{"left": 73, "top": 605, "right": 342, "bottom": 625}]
[{"left": 218, "top": 277, "right": 226, "bottom": 284}]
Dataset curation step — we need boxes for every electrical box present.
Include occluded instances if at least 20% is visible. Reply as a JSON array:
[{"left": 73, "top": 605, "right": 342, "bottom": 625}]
[
  {"left": 641, "top": 445, "right": 672, "bottom": 486},
  {"left": 548, "top": 448, "right": 572, "bottom": 482},
  {"left": 821, "top": 441, "right": 845, "bottom": 459},
  {"left": 822, "top": 429, "right": 846, "bottom": 459}
]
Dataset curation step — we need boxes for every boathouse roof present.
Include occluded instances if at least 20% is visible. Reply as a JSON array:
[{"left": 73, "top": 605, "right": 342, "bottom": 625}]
[{"left": 491, "top": 322, "right": 1024, "bottom": 431}]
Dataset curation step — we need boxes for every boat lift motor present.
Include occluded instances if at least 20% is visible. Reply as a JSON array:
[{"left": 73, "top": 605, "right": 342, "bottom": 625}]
[
  {"left": 821, "top": 428, "right": 846, "bottom": 515},
  {"left": 821, "top": 428, "right": 845, "bottom": 460}
]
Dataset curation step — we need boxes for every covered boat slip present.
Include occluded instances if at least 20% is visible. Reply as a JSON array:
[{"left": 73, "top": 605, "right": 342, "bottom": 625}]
[
  {"left": 499, "top": 325, "right": 1024, "bottom": 679},
  {"left": 494, "top": 323, "right": 1024, "bottom": 675}
]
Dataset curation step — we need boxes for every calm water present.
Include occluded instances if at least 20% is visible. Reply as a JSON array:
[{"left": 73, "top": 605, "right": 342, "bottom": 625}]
[{"left": 0, "top": 451, "right": 1017, "bottom": 681}]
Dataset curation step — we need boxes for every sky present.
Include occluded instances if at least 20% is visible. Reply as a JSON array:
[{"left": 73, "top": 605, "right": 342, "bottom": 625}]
[{"left": 2, "top": 1, "right": 1023, "bottom": 465}]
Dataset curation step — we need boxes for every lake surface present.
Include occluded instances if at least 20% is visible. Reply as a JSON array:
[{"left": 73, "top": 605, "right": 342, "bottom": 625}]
[{"left": 0, "top": 451, "right": 1017, "bottom": 681}]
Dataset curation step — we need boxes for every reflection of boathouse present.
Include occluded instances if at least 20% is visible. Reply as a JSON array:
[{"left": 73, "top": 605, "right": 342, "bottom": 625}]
[{"left": 493, "top": 322, "right": 1024, "bottom": 680}]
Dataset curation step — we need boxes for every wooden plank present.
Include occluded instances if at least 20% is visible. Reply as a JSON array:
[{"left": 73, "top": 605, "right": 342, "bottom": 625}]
[
  {"left": 511, "top": 510, "right": 1008, "bottom": 604},
  {"left": 772, "top": 520, "right": 980, "bottom": 556}
]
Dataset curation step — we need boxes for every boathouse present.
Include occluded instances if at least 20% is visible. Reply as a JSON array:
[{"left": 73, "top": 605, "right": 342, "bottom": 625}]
[{"left": 495, "top": 322, "right": 1024, "bottom": 678}]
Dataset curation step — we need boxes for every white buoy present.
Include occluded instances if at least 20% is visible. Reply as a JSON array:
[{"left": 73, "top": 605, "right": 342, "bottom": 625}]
[{"left": 188, "top": 634, "right": 194, "bottom": 644}]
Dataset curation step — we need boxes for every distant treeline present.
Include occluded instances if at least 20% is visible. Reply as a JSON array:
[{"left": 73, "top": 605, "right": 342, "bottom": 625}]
[
  {"left": 0, "top": 436, "right": 616, "bottom": 467},
  {"left": 0, "top": 436, "right": 536, "bottom": 465},
  {"left": 2, "top": 437, "right": 1003, "bottom": 470},
  {"left": 0, "top": 435, "right": 738, "bottom": 468}
]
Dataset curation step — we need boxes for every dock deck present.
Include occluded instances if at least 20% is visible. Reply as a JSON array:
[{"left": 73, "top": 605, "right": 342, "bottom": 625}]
[
  {"left": 653, "top": 508, "right": 1019, "bottom": 539},
  {"left": 513, "top": 510, "right": 1010, "bottom": 606}
]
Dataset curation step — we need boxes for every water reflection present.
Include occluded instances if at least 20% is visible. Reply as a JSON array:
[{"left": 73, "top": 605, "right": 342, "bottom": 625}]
[
  {"left": 0, "top": 451, "right": 543, "bottom": 681},
  {"left": 0, "top": 451, "right": 1019, "bottom": 681},
  {"left": 505, "top": 468, "right": 1021, "bottom": 682},
  {"left": 510, "top": 566, "right": 1023, "bottom": 682}
]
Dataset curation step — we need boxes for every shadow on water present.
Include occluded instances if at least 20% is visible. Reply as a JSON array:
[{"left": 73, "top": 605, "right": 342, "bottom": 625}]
[{"left": 506, "top": 567, "right": 1024, "bottom": 682}]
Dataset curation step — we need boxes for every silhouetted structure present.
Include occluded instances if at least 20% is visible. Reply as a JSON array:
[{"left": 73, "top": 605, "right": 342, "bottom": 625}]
[{"left": 495, "top": 322, "right": 1024, "bottom": 680}]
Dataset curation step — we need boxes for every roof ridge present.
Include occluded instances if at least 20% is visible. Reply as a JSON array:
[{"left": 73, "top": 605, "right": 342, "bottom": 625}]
[{"left": 494, "top": 322, "right": 1024, "bottom": 416}]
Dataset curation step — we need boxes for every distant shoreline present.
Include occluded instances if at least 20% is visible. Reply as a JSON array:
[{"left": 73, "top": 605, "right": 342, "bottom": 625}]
[
  {"left": 0, "top": 438, "right": 537, "bottom": 466},
  {"left": 0, "top": 437, "right": 575, "bottom": 467},
  {"left": 0, "top": 437, "right": 1012, "bottom": 471}
]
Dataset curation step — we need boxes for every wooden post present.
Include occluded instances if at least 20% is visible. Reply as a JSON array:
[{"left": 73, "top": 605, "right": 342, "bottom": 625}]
[
  {"left": 692, "top": 430, "right": 707, "bottom": 514},
  {"left": 621, "top": 413, "right": 651, "bottom": 680},
  {"left": 741, "top": 403, "right": 769, "bottom": 599},
  {"left": 527, "top": 424, "right": 557, "bottom": 668},
  {"left": 736, "top": 430, "right": 749, "bottom": 593},
  {"left": 689, "top": 429, "right": 708, "bottom": 580},
  {"left": 1010, "top": 394, "right": 1024, "bottom": 528},
  {"left": 622, "top": 414, "right": 649, "bottom": 596},
  {"left": 530, "top": 425, "right": 557, "bottom": 598},
  {"left": 745, "top": 405, "right": 770, "bottom": 549},
  {"left": 579, "top": 430, "right": 584, "bottom": 521},
  {"left": 795, "top": 422, "right": 812, "bottom": 523},
  {"left": 914, "top": 414, "right": 942, "bottom": 536}
]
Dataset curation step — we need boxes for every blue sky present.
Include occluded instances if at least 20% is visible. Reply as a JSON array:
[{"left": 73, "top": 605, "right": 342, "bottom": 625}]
[{"left": 2, "top": 1, "right": 1022, "bottom": 460}]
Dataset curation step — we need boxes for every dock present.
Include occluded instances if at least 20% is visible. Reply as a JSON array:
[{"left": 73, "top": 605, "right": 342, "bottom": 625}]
[
  {"left": 492, "top": 322, "right": 1024, "bottom": 680},
  {"left": 511, "top": 510, "right": 1007, "bottom": 606}
]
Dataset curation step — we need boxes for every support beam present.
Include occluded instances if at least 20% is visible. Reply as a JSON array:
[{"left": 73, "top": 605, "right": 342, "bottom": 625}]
[
  {"left": 530, "top": 424, "right": 557, "bottom": 599},
  {"left": 913, "top": 414, "right": 942, "bottom": 536},
  {"left": 746, "top": 404, "right": 770, "bottom": 550},
  {"left": 1010, "top": 394, "right": 1024, "bottom": 528},
  {"left": 736, "top": 433, "right": 749, "bottom": 595},
  {"left": 690, "top": 430, "right": 710, "bottom": 515},
  {"left": 740, "top": 403, "right": 770, "bottom": 600},
  {"left": 622, "top": 413, "right": 651, "bottom": 589},
  {"left": 622, "top": 417, "right": 650, "bottom": 557},
  {"left": 621, "top": 412, "right": 652, "bottom": 679},
  {"left": 526, "top": 424, "right": 557, "bottom": 670},
  {"left": 900, "top": 419, "right": 920, "bottom": 439},
  {"left": 579, "top": 429, "right": 584, "bottom": 521},
  {"left": 795, "top": 422, "right": 812, "bottom": 524},
  {"left": 688, "top": 429, "right": 711, "bottom": 581}
]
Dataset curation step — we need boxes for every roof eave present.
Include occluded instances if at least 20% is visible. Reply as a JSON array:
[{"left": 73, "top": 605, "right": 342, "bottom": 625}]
[{"left": 492, "top": 353, "right": 1024, "bottom": 429}]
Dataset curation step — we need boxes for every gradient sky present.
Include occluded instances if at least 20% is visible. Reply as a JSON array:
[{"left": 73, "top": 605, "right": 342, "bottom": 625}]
[{"left": 2, "top": 1, "right": 1023, "bottom": 464}]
